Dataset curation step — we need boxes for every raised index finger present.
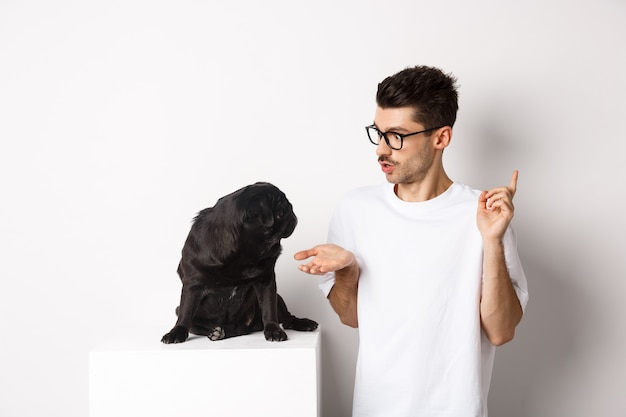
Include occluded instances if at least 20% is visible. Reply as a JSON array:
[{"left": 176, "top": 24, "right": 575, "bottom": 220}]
[{"left": 509, "top": 170, "right": 519, "bottom": 197}]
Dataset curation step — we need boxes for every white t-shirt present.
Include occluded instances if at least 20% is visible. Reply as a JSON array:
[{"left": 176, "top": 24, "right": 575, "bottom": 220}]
[{"left": 319, "top": 182, "right": 528, "bottom": 417}]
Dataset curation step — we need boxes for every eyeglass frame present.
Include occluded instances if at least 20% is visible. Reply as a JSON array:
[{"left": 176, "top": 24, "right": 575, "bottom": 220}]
[{"left": 365, "top": 124, "right": 447, "bottom": 150}]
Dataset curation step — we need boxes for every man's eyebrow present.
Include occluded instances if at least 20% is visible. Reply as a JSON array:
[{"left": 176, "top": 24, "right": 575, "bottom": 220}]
[{"left": 373, "top": 123, "right": 413, "bottom": 133}]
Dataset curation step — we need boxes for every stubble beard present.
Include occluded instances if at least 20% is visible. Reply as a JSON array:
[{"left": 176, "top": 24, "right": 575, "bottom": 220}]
[{"left": 382, "top": 146, "right": 434, "bottom": 186}]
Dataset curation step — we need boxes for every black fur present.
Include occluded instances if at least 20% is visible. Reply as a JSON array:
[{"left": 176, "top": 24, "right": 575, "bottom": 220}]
[{"left": 161, "top": 182, "right": 318, "bottom": 344}]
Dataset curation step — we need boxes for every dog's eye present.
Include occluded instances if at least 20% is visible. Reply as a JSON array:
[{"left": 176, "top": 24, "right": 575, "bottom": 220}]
[{"left": 275, "top": 201, "right": 290, "bottom": 220}]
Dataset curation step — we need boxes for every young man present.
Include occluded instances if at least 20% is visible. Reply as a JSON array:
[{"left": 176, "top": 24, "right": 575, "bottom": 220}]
[{"left": 294, "top": 66, "right": 528, "bottom": 417}]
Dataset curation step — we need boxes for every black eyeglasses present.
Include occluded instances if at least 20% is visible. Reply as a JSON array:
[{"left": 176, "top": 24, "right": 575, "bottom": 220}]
[{"left": 365, "top": 124, "right": 445, "bottom": 150}]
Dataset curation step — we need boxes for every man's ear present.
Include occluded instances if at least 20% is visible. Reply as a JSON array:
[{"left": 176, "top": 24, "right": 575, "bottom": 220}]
[{"left": 433, "top": 126, "right": 452, "bottom": 150}]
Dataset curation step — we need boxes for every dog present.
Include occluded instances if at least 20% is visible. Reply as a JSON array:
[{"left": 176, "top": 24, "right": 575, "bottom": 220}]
[{"left": 161, "top": 182, "right": 318, "bottom": 344}]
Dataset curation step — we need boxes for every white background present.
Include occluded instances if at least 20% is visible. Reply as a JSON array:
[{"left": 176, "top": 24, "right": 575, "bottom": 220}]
[{"left": 1, "top": 1, "right": 625, "bottom": 416}]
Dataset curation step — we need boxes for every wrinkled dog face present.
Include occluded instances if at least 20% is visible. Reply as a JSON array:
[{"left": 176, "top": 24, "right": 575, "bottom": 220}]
[{"left": 239, "top": 182, "right": 297, "bottom": 247}]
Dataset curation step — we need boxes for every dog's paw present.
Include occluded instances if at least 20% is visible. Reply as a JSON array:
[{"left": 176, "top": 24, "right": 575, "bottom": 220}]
[
  {"left": 161, "top": 325, "right": 189, "bottom": 344},
  {"left": 264, "top": 323, "right": 288, "bottom": 342},
  {"left": 291, "top": 318, "right": 319, "bottom": 332},
  {"left": 208, "top": 326, "right": 225, "bottom": 341}
]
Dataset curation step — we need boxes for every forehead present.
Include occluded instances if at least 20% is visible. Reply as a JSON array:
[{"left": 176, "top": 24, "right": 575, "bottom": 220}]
[{"left": 374, "top": 107, "right": 423, "bottom": 131}]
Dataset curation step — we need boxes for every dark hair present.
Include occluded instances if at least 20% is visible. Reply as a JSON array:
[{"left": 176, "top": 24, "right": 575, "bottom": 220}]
[{"left": 376, "top": 66, "right": 459, "bottom": 129}]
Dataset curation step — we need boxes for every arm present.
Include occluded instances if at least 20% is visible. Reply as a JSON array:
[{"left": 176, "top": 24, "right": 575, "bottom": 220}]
[
  {"left": 477, "top": 171, "right": 523, "bottom": 346},
  {"left": 327, "top": 261, "right": 359, "bottom": 327},
  {"left": 480, "top": 239, "right": 523, "bottom": 345},
  {"left": 294, "top": 244, "right": 359, "bottom": 328}
]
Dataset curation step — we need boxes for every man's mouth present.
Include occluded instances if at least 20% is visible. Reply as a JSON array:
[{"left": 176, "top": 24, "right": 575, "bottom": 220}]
[{"left": 379, "top": 157, "right": 395, "bottom": 174}]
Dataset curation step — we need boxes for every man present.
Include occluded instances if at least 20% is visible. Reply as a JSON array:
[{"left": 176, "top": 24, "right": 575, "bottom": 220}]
[{"left": 294, "top": 66, "right": 528, "bottom": 417}]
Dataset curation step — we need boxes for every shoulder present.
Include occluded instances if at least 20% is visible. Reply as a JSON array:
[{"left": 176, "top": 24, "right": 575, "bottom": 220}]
[
  {"left": 450, "top": 182, "right": 482, "bottom": 200},
  {"left": 438, "top": 183, "right": 480, "bottom": 210},
  {"left": 340, "top": 183, "right": 388, "bottom": 204}
]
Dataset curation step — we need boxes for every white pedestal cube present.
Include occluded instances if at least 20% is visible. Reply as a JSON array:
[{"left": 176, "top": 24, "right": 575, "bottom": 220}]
[{"left": 89, "top": 327, "right": 321, "bottom": 417}]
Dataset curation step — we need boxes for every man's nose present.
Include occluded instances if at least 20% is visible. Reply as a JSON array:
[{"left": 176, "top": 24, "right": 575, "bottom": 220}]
[{"left": 375, "top": 138, "right": 392, "bottom": 156}]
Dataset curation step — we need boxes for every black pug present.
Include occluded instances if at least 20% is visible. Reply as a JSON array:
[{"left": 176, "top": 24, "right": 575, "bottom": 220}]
[{"left": 161, "top": 182, "right": 318, "bottom": 344}]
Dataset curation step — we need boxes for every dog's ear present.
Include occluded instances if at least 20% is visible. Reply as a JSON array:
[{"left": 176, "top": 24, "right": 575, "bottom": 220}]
[
  {"left": 188, "top": 199, "right": 242, "bottom": 266},
  {"left": 243, "top": 200, "right": 274, "bottom": 230}
]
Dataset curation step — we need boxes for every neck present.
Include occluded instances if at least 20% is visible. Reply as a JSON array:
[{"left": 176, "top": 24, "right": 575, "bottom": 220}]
[{"left": 394, "top": 172, "right": 453, "bottom": 202}]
